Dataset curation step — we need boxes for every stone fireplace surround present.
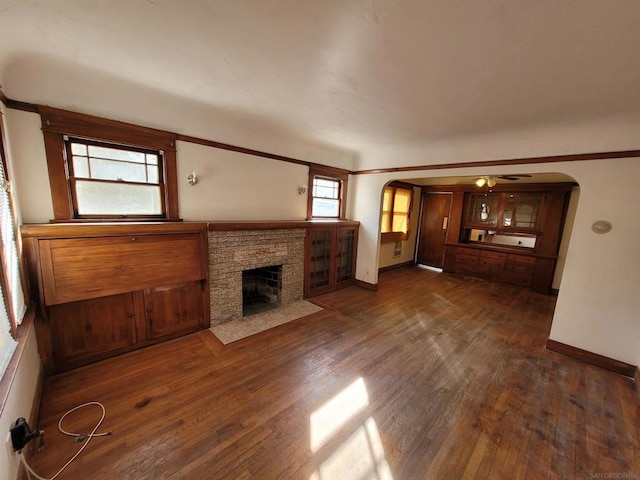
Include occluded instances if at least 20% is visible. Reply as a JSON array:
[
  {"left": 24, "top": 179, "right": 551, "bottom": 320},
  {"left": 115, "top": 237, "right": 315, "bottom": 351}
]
[{"left": 208, "top": 228, "right": 306, "bottom": 326}]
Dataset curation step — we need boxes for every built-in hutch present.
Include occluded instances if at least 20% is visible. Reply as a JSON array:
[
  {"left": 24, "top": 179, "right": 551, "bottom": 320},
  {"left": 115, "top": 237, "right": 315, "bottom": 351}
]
[
  {"left": 438, "top": 183, "right": 573, "bottom": 294},
  {"left": 22, "top": 223, "right": 210, "bottom": 373},
  {"left": 22, "top": 220, "right": 358, "bottom": 373}
]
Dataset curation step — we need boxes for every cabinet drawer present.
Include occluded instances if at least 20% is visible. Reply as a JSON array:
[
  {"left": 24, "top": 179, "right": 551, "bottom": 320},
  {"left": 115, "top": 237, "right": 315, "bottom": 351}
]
[
  {"left": 480, "top": 251, "right": 507, "bottom": 261},
  {"left": 506, "top": 254, "right": 536, "bottom": 265},
  {"left": 478, "top": 256, "right": 506, "bottom": 268},
  {"left": 456, "top": 253, "right": 479, "bottom": 265},
  {"left": 505, "top": 261, "right": 535, "bottom": 274},
  {"left": 456, "top": 247, "right": 479, "bottom": 257},
  {"left": 40, "top": 233, "right": 206, "bottom": 305}
]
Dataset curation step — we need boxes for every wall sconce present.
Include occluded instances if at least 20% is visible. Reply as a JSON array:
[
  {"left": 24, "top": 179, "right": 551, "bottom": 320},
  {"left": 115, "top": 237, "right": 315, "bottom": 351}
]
[
  {"left": 187, "top": 172, "right": 198, "bottom": 186},
  {"left": 297, "top": 186, "right": 307, "bottom": 195}
]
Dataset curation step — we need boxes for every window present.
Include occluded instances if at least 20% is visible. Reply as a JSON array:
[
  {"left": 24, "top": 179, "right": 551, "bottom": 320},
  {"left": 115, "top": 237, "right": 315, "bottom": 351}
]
[
  {"left": 39, "top": 106, "right": 179, "bottom": 221},
  {"left": 66, "top": 138, "right": 164, "bottom": 218},
  {"left": 0, "top": 114, "right": 26, "bottom": 377},
  {"left": 308, "top": 166, "right": 348, "bottom": 219},
  {"left": 312, "top": 177, "right": 341, "bottom": 218},
  {"left": 381, "top": 184, "right": 414, "bottom": 243}
]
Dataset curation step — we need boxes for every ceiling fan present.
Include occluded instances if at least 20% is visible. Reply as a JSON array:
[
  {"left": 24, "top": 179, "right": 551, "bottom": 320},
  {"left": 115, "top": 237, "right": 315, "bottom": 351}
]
[{"left": 473, "top": 174, "right": 532, "bottom": 187}]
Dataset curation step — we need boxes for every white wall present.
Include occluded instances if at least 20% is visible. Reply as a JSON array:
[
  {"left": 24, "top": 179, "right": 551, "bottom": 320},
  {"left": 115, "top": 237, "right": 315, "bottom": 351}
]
[
  {"left": 351, "top": 159, "right": 640, "bottom": 366},
  {"left": 6, "top": 112, "right": 312, "bottom": 223},
  {"left": 176, "top": 141, "right": 308, "bottom": 221},
  {"left": 4, "top": 110, "right": 52, "bottom": 224}
]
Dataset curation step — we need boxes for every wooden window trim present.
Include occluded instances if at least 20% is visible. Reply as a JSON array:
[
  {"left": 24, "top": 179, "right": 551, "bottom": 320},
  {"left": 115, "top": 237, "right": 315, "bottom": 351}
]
[
  {"left": 307, "top": 166, "right": 348, "bottom": 220},
  {"left": 39, "top": 106, "right": 180, "bottom": 221},
  {"left": 381, "top": 182, "right": 414, "bottom": 244}
]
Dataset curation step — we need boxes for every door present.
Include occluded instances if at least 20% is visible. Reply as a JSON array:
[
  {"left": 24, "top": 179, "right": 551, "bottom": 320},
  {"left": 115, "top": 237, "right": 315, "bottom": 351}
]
[
  {"left": 335, "top": 226, "right": 357, "bottom": 287},
  {"left": 417, "top": 193, "right": 452, "bottom": 268}
]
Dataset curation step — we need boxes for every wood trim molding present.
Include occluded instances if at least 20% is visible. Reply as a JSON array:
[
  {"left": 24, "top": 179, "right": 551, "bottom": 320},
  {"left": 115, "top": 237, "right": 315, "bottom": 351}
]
[
  {"left": 177, "top": 133, "right": 310, "bottom": 168},
  {"left": 355, "top": 279, "right": 378, "bottom": 291},
  {"left": 4, "top": 91, "right": 638, "bottom": 178},
  {"left": 546, "top": 339, "right": 637, "bottom": 378},
  {"left": 353, "top": 151, "right": 640, "bottom": 175},
  {"left": 379, "top": 261, "right": 415, "bottom": 273},
  {"left": 21, "top": 222, "right": 208, "bottom": 239}
]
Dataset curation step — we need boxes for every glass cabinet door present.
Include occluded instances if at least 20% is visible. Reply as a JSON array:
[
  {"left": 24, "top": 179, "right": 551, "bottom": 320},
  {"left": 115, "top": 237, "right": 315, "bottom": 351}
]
[
  {"left": 464, "top": 193, "right": 499, "bottom": 227},
  {"left": 308, "top": 228, "right": 332, "bottom": 289},
  {"left": 336, "top": 227, "right": 356, "bottom": 283},
  {"left": 502, "top": 193, "right": 543, "bottom": 230}
]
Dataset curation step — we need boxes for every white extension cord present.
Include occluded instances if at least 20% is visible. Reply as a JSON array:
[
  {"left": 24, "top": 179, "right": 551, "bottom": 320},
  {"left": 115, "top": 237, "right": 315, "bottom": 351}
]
[{"left": 18, "top": 401, "right": 112, "bottom": 480}]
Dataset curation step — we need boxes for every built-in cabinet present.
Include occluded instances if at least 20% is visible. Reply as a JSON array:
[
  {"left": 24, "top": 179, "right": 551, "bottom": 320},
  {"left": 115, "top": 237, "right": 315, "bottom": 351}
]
[
  {"left": 305, "top": 222, "right": 359, "bottom": 298},
  {"left": 22, "top": 223, "right": 210, "bottom": 373},
  {"left": 427, "top": 183, "right": 573, "bottom": 294}
]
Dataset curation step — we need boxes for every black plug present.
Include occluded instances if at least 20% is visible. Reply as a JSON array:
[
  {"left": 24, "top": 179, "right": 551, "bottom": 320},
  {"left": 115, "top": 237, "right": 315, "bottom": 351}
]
[{"left": 10, "top": 418, "right": 42, "bottom": 452}]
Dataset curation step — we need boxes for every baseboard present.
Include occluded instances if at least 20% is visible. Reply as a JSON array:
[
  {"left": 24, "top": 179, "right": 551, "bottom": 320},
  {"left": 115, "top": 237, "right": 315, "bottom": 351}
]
[
  {"left": 546, "top": 339, "right": 637, "bottom": 378},
  {"left": 550, "top": 288, "right": 559, "bottom": 296},
  {"left": 355, "top": 279, "right": 378, "bottom": 291},
  {"left": 378, "top": 261, "right": 414, "bottom": 274}
]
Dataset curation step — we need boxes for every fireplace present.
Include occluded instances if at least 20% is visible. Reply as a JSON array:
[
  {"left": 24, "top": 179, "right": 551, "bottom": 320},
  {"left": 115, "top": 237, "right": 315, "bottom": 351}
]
[
  {"left": 242, "top": 265, "right": 282, "bottom": 316},
  {"left": 208, "top": 228, "right": 306, "bottom": 326}
]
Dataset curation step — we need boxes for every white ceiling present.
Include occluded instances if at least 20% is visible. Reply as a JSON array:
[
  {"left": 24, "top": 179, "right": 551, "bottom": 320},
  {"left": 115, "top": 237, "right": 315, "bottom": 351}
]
[{"left": 1, "top": 1, "right": 640, "bottom": 171}]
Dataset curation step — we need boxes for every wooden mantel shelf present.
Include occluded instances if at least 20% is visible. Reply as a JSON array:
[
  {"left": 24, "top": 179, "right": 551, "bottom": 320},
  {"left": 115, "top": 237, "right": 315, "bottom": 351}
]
[
  {"left": 21, "top": 220, "right": 361, "bottom": 238},
  {"left": 207, "top": 220, "right": 360, "bottom": 231}
]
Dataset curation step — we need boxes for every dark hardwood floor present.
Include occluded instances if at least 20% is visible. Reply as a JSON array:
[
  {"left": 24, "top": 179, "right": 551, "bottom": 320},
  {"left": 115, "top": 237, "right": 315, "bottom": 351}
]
[{"left": 29, "top": 267, "right": 639, "bottom": 479}]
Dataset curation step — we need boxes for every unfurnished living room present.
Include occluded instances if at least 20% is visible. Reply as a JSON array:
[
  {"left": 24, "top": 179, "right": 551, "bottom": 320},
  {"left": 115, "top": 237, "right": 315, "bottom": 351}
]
[{"left": 0, "top": 1, "right": 638, "bottom": 479}]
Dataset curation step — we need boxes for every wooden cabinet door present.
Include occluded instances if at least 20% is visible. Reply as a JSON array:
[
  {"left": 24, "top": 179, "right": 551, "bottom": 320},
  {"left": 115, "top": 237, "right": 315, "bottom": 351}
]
[
  {"left": 49, "top": 293, "right": 138, "bottom": 369},
  {"left": 335, "top": 226, "right": 357, "bottom": 287},
  {"left": 305, "top": 227, "right": 335, "bottom": 297},
  {"left": 144, "top": 282, "right": 205, "bottom": 340}
]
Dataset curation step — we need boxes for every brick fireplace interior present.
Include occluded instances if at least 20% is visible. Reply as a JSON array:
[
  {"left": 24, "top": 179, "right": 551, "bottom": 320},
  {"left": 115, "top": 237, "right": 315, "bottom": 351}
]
[{"left": 242, "top": 265, "right": 283, "bottom": 317}]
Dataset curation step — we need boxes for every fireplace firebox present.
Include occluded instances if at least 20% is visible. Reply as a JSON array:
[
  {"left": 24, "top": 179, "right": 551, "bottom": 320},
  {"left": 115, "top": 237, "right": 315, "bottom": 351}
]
[{"left": 242, "top": 265, "right": 282, "bottom": 316}]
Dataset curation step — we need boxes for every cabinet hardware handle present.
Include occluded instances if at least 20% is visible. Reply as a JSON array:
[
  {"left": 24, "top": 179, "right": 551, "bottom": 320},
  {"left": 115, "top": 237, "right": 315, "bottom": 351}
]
[
  {"left": 131, "top": 237, "right": 137, "bottom": 242},
  {"left": 127, "top": 313, "right": 134, "bottom": 318},
  {"left": 146, "top": 308, "right": 152, "bottom": 313}
]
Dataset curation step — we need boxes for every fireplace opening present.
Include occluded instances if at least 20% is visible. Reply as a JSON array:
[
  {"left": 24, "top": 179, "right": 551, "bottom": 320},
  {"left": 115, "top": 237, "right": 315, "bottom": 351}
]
[{"left": 242, "top": 265, "right": 282, "bottom": 317}]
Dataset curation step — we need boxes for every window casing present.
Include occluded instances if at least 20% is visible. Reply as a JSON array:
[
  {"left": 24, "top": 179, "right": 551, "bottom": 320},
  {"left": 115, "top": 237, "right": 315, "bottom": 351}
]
[
  {"left": 307, "top": 166, "right": 348, "bottom": 219},
  {"left": 66, "top": 138, "right": 165, "bottom": 218},
  {"left": 381, "top": 184, "right": 414, "bottom": 243},
  {"left": 39, "top": 106, "right": 179, "bottom": 221},
  {"left": 0, "top": 113, "right": 27, "bottom": 378}
]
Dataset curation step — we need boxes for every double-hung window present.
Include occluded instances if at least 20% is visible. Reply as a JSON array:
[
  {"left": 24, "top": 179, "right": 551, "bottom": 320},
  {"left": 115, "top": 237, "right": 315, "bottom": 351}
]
[
  {"left": 381, "top": 183, "right": 414, "bottom": 242},
  {"left": 66, "top": 138, "right": 164, "bottom": 218},
  {"left": 40, "top": 106, "right": 179, "bottom": 221},
  {"left": 308, "top": 166, "right": 348, "bottom": 219}
]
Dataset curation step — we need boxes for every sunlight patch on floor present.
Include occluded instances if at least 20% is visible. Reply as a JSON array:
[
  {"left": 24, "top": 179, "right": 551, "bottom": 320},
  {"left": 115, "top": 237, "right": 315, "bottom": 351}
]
[{"left": 310, "top": 377, "right": 393, "bottom": 480}]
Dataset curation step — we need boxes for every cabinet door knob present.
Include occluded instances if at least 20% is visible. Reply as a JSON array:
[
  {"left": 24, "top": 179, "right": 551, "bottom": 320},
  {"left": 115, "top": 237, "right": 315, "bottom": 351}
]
[
  {"left": 131, "top": 237, "right": 137, "bottom": 242},
  {"left": 127, "top": 313, "right": 134, "bottom": 318},
  {"left": 146, "top": 308, "right": 152, "bottom": 313}
]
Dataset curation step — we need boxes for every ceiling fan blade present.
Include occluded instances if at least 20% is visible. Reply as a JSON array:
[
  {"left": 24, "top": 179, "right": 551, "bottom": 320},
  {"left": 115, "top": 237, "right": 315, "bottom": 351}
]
[{"left": 498, "top": 174, "right": 533, "bottom": 181}]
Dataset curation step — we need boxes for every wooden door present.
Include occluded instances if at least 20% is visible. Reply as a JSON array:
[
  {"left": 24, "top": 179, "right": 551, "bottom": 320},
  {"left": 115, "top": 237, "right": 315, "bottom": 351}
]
[
  {"left": 49, "top": 292, "right": 138, "bottom": 369},
  {"left": 417, "top": 193, "right": 453, "bottom": 268},
  {"left": 144, "top": 281, "right": 205, "bottom": 340}
]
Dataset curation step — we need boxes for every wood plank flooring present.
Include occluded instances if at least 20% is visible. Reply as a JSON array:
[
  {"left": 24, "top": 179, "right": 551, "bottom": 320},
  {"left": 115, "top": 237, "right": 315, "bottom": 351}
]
[{"left": 28, "top": 267, "right": 639, "bottom": 479}]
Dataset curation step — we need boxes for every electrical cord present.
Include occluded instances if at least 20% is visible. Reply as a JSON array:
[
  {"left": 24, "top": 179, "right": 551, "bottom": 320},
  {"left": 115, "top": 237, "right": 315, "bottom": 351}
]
[{"left": 18, "top": 401, "right": 112, "bottom": 480}]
